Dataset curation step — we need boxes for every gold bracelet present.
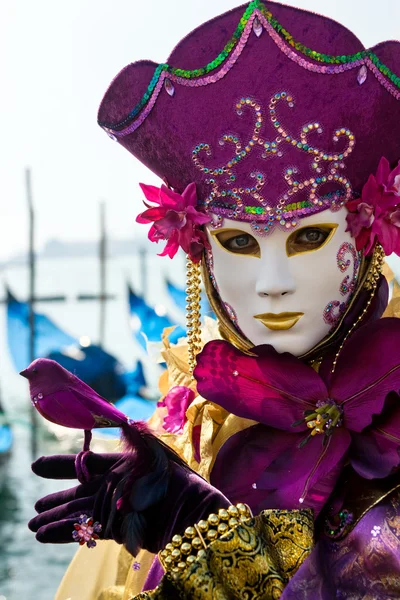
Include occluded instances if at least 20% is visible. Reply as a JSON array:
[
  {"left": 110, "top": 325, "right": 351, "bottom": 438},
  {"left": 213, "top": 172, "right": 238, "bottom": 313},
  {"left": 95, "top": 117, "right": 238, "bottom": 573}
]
[{"left": 159, "top": 503, "right": 253, "bottom": 576}]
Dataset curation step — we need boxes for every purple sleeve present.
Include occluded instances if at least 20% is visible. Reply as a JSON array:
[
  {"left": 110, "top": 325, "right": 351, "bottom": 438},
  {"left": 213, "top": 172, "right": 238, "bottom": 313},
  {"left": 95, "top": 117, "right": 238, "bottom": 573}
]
[
  {"left": 142, "top": 557, "right": 164, "bottom": 592},
  {"left": 281, "top": 498, "right": 400, "bottom": 599}
]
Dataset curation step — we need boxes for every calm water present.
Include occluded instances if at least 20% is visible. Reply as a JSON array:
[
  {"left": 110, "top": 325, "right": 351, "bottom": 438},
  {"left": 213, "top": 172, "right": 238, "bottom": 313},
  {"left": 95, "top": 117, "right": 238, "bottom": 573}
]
[{"left": 0, "top": 251, "right": 186, "bottom": 600}]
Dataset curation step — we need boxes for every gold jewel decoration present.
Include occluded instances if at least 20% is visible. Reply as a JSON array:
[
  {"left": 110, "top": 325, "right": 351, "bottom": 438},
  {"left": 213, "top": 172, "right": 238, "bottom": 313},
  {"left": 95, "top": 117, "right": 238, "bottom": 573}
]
[
  {"left": 186, "top": 256, "right": 202, "bottom": 374},
  {"left": 159, "top": 504, "right": 253, "bottom": 577}
]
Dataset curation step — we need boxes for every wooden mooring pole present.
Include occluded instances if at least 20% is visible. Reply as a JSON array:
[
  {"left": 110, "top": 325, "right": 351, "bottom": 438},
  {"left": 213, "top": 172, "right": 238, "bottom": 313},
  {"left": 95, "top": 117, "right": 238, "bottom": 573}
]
[
  {"left": 99, "top": 202, "right": 107, "bottom": 347},
  {"left": 26, "top": 168, "right": 38, "bottom": 456}
]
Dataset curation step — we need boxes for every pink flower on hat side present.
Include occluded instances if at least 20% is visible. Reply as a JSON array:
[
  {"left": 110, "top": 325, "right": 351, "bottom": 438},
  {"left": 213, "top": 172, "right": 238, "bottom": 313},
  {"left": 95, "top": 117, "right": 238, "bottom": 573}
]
[
  {"left": 346, "top": 157, "right": 400, "bottom": 256},
  {"left": 136, "top": 182, "right": 210, "bottom": 263},
  {"left": 157, "top": 386, "right": 195, "bottom": 434}
]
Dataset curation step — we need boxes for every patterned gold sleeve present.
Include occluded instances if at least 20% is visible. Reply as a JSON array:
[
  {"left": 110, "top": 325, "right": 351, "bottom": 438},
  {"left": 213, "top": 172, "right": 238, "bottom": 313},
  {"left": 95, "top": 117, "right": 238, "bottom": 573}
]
[{"left": 132, "top": 508, "right": 314, "bottom": 600}]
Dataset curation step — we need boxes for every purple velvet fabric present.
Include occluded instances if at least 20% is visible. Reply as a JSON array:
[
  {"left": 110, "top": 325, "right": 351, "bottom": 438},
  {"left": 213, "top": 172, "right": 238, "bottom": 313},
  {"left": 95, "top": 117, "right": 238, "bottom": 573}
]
[{"left": 98, "top": 1, "right": 400, "bottom": 227}]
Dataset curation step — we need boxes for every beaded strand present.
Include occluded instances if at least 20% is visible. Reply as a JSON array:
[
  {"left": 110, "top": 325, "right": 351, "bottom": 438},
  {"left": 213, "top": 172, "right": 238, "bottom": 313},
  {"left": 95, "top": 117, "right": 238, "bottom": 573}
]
[{"left": 159, "top": 504, "right": 253, "bottom": 578}]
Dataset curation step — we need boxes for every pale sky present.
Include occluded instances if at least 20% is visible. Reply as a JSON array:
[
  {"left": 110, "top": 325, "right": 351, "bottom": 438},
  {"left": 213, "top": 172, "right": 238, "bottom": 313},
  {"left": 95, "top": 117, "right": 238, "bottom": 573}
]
[{"left": 1, "top": 0, "right": 399, "bottom": 262}]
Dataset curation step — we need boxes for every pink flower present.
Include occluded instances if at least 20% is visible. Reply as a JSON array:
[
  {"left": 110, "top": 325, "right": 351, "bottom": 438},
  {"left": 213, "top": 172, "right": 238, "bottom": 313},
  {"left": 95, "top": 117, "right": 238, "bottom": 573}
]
[
  {"left": 136, "top": 182, "right": 210, "bottom": 263},
  {"left": 346, "top": 157, "right": 400, "bottom": 256},
  {"left": 157, "top": 386, "right": 195, "bottom": 434}
]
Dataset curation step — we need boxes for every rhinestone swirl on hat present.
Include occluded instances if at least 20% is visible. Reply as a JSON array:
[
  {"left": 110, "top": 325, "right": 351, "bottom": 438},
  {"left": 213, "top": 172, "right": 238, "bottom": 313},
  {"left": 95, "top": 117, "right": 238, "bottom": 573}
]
[{"left": 192, "top": 92, "right": 355, "bottom": 235}]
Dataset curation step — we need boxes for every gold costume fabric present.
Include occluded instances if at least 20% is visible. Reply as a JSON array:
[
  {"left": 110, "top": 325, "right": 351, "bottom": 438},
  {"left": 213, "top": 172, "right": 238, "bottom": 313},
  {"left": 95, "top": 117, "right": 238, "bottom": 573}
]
[{"left": 134, "top": 510, "right": 314, "bottom": 600}]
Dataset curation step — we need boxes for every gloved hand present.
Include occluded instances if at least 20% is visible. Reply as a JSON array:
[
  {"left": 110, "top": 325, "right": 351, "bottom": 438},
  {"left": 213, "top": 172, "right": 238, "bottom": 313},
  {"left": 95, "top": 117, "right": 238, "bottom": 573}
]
[{"left": 29, "top": 442, "right": 230, "bottom": 557}]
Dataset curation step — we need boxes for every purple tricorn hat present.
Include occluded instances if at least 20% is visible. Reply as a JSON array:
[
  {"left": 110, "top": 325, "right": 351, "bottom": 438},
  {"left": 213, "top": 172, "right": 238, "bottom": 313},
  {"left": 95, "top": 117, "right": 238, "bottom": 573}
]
[{"left": 98, "top": 0, "right": 400, "bottom": 237}]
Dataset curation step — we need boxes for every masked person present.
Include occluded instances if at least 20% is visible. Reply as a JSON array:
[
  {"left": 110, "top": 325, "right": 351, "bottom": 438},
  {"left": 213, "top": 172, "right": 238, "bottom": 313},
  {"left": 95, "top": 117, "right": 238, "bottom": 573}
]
[{"left": 28, "top": 1, "right": 400, "bottom": 598}]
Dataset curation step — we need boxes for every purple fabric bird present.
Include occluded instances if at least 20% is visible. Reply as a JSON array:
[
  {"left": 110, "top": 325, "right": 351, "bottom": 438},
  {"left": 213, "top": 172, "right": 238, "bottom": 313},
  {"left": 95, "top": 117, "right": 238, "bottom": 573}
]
[
  {"left": 20, "top": 358, "right": 149, "bottom": 481},
  {"left": 20, "top": 357, "right": 129, "bottom": 430}
]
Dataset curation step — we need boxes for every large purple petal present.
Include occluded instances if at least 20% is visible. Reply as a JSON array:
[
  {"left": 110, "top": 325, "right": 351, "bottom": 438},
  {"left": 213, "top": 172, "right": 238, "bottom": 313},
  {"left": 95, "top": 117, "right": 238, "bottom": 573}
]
[
  {"left": 350, "top": 426, "right": 400, "bottom": 479},
  {"left": 350, "top": 392, "right": 400, "bottom": 478},
  {"left": 257, "top": 427, "right": 350, "bottom": 515},
  {"left": 329, "top": 318, "right": 400, "bottom": 431},
  {"left": 194, "top": 341, "right": 327, "bottom": 431},
  {"left": 210, "top": 425, "right": 300, "bottom": 513}
]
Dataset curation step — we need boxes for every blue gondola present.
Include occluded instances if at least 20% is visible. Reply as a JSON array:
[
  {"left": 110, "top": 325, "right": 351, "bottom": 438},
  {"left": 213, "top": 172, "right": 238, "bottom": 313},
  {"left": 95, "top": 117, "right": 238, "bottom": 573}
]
[
  {"left": 47, "top": 345, "right": 128, "bottom": 403},
  {"left": 0, "top": 405, "right": 12, "bottom": 493},
  {"left": 128, "top": 284, "right": 186, "bottom": 350},
  {"left": 6, "top": 287, "right": 76, "bottom": 373},
  {"left": 122, "top": 360, "right": 147, "bottom": 397},
  {"left": 165, "top": 278, "right": 213, "bottom": 318},
  {"left": 6, "top": 286, "right": 148, "bottom": 403}
]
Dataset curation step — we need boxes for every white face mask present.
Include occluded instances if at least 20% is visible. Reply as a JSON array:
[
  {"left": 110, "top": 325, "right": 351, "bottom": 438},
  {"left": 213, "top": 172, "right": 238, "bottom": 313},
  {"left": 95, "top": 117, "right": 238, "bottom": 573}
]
[{"left": 205, "top": 208, "right": 360, "bottom": 356}]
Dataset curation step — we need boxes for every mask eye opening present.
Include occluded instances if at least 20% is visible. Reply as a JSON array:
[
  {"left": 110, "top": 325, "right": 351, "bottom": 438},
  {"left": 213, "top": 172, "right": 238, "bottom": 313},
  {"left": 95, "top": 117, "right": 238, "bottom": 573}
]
[
  {"left": 210, "top": 228, "right": 261, "bottom": 258},
  {"left": 286, "top": 223, "right": 338, "bottom": 257}
]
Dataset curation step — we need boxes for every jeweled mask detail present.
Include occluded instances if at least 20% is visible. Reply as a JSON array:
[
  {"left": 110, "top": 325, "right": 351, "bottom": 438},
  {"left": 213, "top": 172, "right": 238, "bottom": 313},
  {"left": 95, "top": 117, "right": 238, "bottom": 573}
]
[
  {"left": 323, "top": 242, "right": 361, "bottom": 329},
  {"left": 192, "top": 92, "right": 355, "bottom": 234}
]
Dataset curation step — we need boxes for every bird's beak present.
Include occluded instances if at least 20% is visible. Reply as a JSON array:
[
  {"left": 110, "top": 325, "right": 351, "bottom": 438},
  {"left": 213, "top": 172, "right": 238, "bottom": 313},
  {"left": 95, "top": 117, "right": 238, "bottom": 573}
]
[{"left": 19, "top": 369, "right": 29, "bottom": 378}]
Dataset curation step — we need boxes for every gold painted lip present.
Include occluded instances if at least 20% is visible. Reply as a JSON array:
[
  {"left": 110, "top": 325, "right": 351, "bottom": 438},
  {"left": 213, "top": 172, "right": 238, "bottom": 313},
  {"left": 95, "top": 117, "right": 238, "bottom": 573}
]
[{"left": 254, "top": 312, "right": 304, "bottom": 331}]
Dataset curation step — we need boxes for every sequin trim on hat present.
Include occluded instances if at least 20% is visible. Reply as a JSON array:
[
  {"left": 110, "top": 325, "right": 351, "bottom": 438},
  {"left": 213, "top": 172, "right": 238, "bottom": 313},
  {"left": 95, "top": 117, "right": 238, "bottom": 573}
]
[
  {"left": 99, "top": 0, "right": 400, "bottom": 136},
  {"left": 192, "top": 93, "right": 354, "bottom": 229}
]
